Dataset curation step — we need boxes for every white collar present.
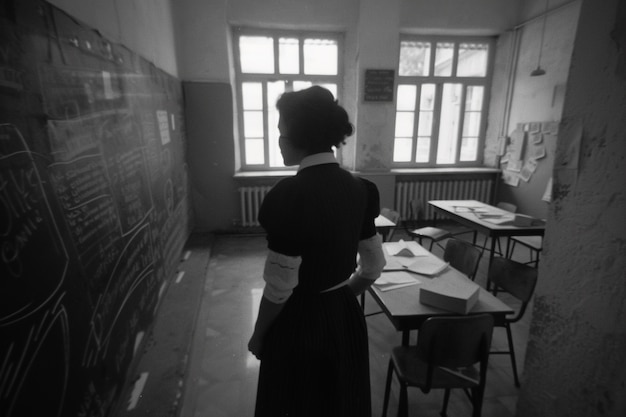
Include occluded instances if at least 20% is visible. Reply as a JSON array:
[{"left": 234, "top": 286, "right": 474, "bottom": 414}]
[{"left": 297, "top": 152, "right": 338, "bottom": 171}]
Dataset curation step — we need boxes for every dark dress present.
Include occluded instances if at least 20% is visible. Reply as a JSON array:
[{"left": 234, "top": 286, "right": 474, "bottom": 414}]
[{"left": 255, "top": 162, "right": 380, "bottom": 417}]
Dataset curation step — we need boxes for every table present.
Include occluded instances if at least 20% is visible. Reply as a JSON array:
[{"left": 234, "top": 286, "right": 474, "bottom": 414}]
[
  {"left": 367, "top": 242, "right": 513, "bottom": 345},
  {"left": 375, "top": 214, "right": 396, "bottom": 241},
  {"left": 428, "top": 200, "right": 545, "bottom": 287}
]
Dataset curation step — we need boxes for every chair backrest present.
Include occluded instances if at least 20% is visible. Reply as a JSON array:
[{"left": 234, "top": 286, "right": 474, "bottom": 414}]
[
  {"left": 408, "top": 198, "right": 422, "bottom": 221},
  {"left": 443, "top": 238, "right": 482, "bottom": 281},
  {"left": 417, "top": 315, "right": 494, "bottom": 386},
  {"left": 380, "top": 207, "right": 400, "bottom": 224},
  {"left": 497, "top": 202, "right": 517, "bottom": 213},
  {"left": 488, "top": 257, "right": 538, "bottom": 322}
]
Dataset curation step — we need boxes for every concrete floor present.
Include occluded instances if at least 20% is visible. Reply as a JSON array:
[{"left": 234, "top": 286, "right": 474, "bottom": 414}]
[{"left": 115, "top": 226, "right": 537, "bottom": 417}]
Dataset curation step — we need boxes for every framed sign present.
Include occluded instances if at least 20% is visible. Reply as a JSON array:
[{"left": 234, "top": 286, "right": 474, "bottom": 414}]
[{"left": 364, "top": 69, "right": 395, "bottom": 102}]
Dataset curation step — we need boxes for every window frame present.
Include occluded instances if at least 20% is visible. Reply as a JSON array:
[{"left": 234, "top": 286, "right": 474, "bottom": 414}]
[
  {"left": 232, "top": 27, "right": 344, "bottom": 171},
  {"left": 393, "top": 35, "right": 496, "bottom": 168}
]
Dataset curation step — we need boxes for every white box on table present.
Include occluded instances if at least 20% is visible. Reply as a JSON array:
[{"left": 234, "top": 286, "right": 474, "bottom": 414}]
[{"left": 419, "top": 273, "right": 480, "bottom": 314}]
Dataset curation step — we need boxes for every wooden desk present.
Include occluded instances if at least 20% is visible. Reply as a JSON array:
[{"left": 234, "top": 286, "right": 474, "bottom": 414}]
[
  {"left": 428, "top": 200, "right": 545, "bottom": 285},
  {"left": 368, "top": 242, "right": 513, "bottom": 345}
]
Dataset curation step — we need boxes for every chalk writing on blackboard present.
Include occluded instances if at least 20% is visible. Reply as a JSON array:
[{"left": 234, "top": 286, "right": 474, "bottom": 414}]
[
  {"left": 1, "top": 3, "right": 188, "bottom": 416},
  {"left": 0, "top": 124, "right": 69, "bottom": 324},
  {"left": 364, "top": 69, "right": 395, "bottom": 102}
]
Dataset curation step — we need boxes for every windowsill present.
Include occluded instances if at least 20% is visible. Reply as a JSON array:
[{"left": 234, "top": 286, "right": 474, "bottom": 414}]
[
  {"left": 234, "top": 166, "right": 500, "bottom": 179},
  {"left": 389, "top": 167, "right": 500, "bottom": 174},
  {"left": 234, "top": 170, "right": 297, "bottom": 179}
]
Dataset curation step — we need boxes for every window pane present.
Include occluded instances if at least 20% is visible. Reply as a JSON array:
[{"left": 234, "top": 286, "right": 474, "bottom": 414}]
[
  {"left": 418, "top": 111, "right": 433, "bottom": 136},
  {"left": 240, "top": 36, "right": 274, "bottom": 74},
  {"left": 465, "top": 86, "right": 484, "bottom": 110},
  {"left": 419, "top": 84, "right": 436, "bottom": 110},
  {"left": 267, "top": 81, "right": 286, "bottom": 167},
  {"left": 243, "top": 110, "right": 264, "bottom": 138},
  {"left": 304, "top": 38, "right": 337, "bottom": 75},
  {"left": 416, "top": 137, "right": 430, "bottom": 162},
  {"left": 457, "top": 42, "right": 488, "bottom": 77},
  {"left": 399, "top": 41, "right": 431, "bottom": 76},
  {"left": 434, "top": 42, "right": 454, "bottom": 76},
  {"left": 436, "top": 83, "right": 462, "bottom": 164},
  {"left": 395, "top": 112, "right": 414, "bottom": 137},
  {"left": 393, "top": 138, "right": 412, "bottom": 162},
  {"left": 460, "top": 137, "right": 478, "bottom": 161},
  {"left": 397, "top": 85, "right": 417, "bottom": 111},
  {"left": 279, "top": 37, "right": 299, "bottom": 74},
  {"left": 245, "top": 139, "right": 264, "bottom": 165},
  {"left": 319, "top": 83, "right": 337, "bottom": 98},
  {"left": 462, "top": 112, "right": 481, "bottom": 137},
  {"left": 242, "top": 82, "right": 263, "bottom": 110},
  {"left": 293, "top": 81, "right": 313, "bottom": 91}
]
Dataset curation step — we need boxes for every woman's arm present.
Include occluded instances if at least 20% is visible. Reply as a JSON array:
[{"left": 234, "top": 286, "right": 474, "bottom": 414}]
[
  {"left": 248, "top": 250, "right": 301, "bottom": 360},
  {"left": 248, "top": 297, "right": 285, "bottom": 359},
  {"left": 347, "top": 233, "right": 386, "bottom": 296}
]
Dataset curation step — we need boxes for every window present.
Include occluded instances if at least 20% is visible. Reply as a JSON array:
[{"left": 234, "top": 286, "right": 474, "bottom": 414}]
[
  {"left": 393, "top": 36, "right": 494, "bottom": 167},
  {"left": 233, "top": 28, "right": 343, "bottom": 169}
]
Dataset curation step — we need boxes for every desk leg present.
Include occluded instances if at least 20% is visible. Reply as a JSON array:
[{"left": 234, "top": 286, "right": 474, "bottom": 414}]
[
  {"left": 402, "top": 331, "right": 410, "bottom": 346},
  {"left": 486, "top": 236, "right": 497, "bottom": 291}
]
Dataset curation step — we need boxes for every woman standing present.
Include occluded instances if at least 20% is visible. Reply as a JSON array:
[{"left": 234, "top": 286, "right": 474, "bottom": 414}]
[{"left": 248, "top": 86, "right": 385, "bottom": 417}]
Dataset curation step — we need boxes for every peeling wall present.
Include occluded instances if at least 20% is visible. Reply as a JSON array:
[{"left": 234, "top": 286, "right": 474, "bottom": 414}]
[
  {"left": 517, "top": 0, "right": 626, "bottom": 415},
  {"left": 484, "top": 0, "right": 580, "bottom": 219}
]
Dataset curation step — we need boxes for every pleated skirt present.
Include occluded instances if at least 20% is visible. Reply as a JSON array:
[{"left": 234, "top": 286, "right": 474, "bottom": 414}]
[{"left": 254, "top": 286, "right": 371, "bottom": 417}]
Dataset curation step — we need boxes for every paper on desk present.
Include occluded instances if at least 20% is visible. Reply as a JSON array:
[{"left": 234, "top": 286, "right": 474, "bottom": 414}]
[
  {"left": 405, "top": 258, "right": 449, "bottom": 276},
  {"left": 479, "top": 213, "right": 515, "bottom": 225},
  {"left": 374, "top": 271, "right": 421, "bottom": 292},
  {"left": 453, "top": 206, "right": 489, "bottom": 213},
  {"left": 385, "top": 240, "right": 431, "bottom": 257},
  {"left": 384, "top": 256, "right": 448, "bottom": 275}
]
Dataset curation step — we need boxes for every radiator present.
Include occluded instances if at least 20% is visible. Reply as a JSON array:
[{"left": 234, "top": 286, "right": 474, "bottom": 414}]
[
  {"left": 395, "top": 178, "right": 494, "bottom": 221},
  {"left": 238, "top": 186, "right": 273, "bottom": 227}
]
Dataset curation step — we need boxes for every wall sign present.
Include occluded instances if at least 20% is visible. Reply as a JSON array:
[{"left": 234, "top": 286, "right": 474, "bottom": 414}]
[{"left": 364, "top": 69, "right": 395, "bottom": 102}]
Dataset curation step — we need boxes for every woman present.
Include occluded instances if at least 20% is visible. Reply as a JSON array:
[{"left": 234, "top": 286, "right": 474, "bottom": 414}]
[{"left": 248, "top": 86, "right": 386, "bottom": 417}]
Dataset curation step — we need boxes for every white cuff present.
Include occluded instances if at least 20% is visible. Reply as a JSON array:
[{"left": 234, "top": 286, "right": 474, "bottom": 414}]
[
  {"left": 262, "top": 249, "right": 301, "bottom": 304},
  {"left": 356, "top": 234, "right": 386, "bottom": 280}
]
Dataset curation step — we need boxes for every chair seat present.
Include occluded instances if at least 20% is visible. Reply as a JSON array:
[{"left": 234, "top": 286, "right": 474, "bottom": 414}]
[
  {"left": 408, "top": 226, "right": 451, "bottom": 241},
  {"left": 391, "top": 346, "right": 480, "bottom": 389},
  {"left": 510, "top": 235, "right": 542, "bottom": 251}
]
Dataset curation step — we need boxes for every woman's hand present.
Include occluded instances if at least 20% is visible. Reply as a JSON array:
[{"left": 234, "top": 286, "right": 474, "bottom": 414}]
[{"left": 248, "top": 332, "right": 263, "bottom": 360}]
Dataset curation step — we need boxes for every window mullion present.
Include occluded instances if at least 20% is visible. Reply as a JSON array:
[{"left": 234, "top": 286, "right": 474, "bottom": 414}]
[
  {"left": 451, "top": 42, "right": 459, "bottom": 77},
  {"left": 430, "top": 83, "right": 443, "bottom": 164},
  {"left": 455, "top": 84, "right": 468, "bottom": 164},
  {"left": 273, "top": 36, "right": 280, "bottom": 76},
  {"left": 262, "top": 82, "right": 270, "bottom": 169},
  {"left": 412, "top": 85, "right": 420, "bottom": 163},
  {"left": 299, "top": 36, "right": 305, "bottom": 78}
]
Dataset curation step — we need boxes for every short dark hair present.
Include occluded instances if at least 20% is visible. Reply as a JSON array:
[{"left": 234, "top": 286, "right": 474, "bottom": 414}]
[{"left": 276, "top": 86, "right": 354, "bottom": 153}]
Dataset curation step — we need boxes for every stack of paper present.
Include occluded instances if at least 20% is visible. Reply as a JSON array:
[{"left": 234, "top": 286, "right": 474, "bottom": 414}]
[
  {"left": 374, "top": 271, "right": 421, "bottom": 292},
  {"left": 419, "top": 273, "right": 480, "bottom": 314},
  {"left": 383, "top": 240, "right": 449, "bottom": 276}
]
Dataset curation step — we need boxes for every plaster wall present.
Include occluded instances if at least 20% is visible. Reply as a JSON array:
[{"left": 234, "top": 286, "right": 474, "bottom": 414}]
[
  {"left": 174, "top": 0, "right": 526, "bottom": 230},
  {"left": 47, "top": 0, "right": 179, "bottom": 76},
  {"left": 352, "top": 0, "right": 400, "bottom": 172},
  {"left": 400, "top": 0, "right": 521, "bottom": 35},
  {"left": 516, "top": 0, "right": 626, "bottom": 415},
  {"left": 484, "top": 0, "right": 580, "bottom": 219}
]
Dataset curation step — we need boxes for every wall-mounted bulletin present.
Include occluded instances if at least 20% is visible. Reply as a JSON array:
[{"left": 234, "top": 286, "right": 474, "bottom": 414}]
[
  {"left": 499, "top": 121, "right": 557, "bottom": 187},
  {"left": 363, "top": 69, "right": 395, "bottom": 102},
  {"left": 0, "top": 1, "right": 189, "bottom": 416}
]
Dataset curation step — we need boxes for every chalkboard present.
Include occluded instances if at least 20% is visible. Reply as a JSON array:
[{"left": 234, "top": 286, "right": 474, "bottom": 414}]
[{"left": 0, "top": 1, "right": 189, "bottom": 416}]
